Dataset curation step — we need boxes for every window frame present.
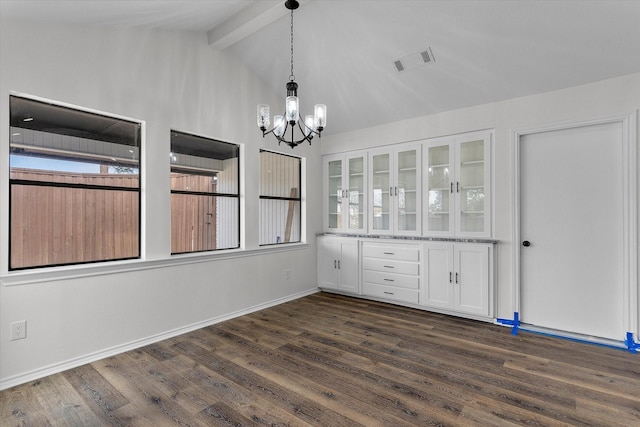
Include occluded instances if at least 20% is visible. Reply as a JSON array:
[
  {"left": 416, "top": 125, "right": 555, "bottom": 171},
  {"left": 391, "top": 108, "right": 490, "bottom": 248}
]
[
  {"left": 259, "top": 149, "right": 302, "bottom": 246},
  {"left": 8, "top": 94, "right": 142, "bottom": 271},
  {"left": 170, "top": 130, "right": 241, "bottom": 255}
]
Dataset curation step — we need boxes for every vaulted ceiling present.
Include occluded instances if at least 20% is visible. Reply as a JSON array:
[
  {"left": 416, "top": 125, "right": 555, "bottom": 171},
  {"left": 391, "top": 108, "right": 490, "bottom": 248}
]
[{"left": 2, "top": 0, "right": 640, "bottom": 136}]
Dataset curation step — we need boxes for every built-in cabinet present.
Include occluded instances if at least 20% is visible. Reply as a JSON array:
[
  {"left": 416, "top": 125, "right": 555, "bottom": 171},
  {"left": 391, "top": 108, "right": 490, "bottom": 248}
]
[
  {"left": 317, "top": 236, "right": 494, "bottom": 320},
  {"left": 368, "top": 144, "right": 421, "bottom": 236},
  {"left": 319, "top": 130, "right": 494, "bottom": 321},
  {"left": 324, "top": 152, "right": 368, "bottom": 232},
  {"left": 317, "top": 237, "right": 360, "bottom": 293},
  {"left": 423, "top": 132, "right": 491, "bottom": 237},
  {"left": 362, "top": 242, "right": 421, "bottom": 304},
  {"left": 422, "top": 242, "right": 491, "bottom": 317}
]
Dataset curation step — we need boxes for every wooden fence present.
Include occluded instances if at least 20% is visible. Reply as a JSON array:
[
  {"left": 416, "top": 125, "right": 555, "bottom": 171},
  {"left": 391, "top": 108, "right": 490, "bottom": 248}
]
[
  {"left": 170, "top": 173, "right": 217, "bottom": 254},
  {"left": 10, "top": 169, "right": 139, "bottom": 269},
  {"left": 10, "top": 169, "right": 220, "bottom": 268}
]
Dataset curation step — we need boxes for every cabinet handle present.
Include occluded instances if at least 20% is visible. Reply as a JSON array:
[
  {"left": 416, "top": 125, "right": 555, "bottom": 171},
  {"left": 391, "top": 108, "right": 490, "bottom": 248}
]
[
  {"left": 334, "top": 260, "right": 337, "bottom": 269},
  {"left": 383, "top": 291, "right": 395, "bottom": 295},
  {"left": 384, "top": 278, "right": 394, "bottom": 282},
  {"left": 383, "top": 265, "right": 394, "bottom": 269},
  {"left": 383, "top": 252, "right": 395, "bottom": 255},
  {"left": 345, "top": 189, "right": 349, "bottom": 198},
  {"left": 456, "top": 272, "right": 459, "bottom": 284},
  {"left": 449, "top": 272, "right": 452, "bottom": 283},
  {"left": 338, "top": 260, "right": 341, "bottom": 269},
  {"left": 457, "top": 182, "right": 460, "bottom": 193},
  {"left": 395, "top": 186, "right": 398, "bottom": 196},
  {"left": 390, "top": 186, "right": 393, "bottom": 196},
  {"left": 450, "top": 182, "right": 453, "bottom": 194}
]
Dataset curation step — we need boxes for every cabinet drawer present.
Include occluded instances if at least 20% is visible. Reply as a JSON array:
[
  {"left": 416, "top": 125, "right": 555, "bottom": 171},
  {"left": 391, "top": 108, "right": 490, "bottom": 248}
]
[
  {"left": 362, "top": 270, "right": 419, "bottom": 289},
  {"left": 362, "top": 243, "right": 420, "bottom": 262},
  {"left": 363, "top": 283, "right": 419, "bottom": 304},
  {"left": 362, "top": 257, "right": 419, "bottom": 275}
]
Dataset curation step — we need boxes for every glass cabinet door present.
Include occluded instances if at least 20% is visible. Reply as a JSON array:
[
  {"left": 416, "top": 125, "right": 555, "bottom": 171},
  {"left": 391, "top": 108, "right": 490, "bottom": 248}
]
[
  {"left": 347, "top": 156, "right": 365, "bottom": 230},
  {"left": 370, "top": 152, "right": 390, "bottom": 233},
  {"left": 457, "top": 138, "right": 487, "bottom": 234},
  {"left": 395, "top": 147, "right": 419, "bottom": 233},
  {"left": 327, "top": 158, "right": 344, "bottom": 230},
  {"left": 426, "top": 144, "right": 452, "bottom": 234}
]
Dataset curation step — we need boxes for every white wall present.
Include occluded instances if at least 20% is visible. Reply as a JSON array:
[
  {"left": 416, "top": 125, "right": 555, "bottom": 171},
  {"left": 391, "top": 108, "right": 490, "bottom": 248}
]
[
  {"left": 321, "top": 73, "right": 640, "bottom": 330},
  {"left": 0, "top": 20, "right": 323, "bottom": 389}
]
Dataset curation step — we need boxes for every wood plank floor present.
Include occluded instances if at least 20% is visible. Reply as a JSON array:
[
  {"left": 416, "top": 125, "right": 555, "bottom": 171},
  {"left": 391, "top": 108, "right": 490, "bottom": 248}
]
[{"left": 2, "top": 292, "right": 640, "bottom": 426}]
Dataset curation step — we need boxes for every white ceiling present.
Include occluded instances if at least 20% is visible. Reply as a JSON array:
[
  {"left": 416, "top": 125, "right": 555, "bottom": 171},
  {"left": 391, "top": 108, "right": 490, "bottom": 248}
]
[{"left": 2, "top": 0, "right": 640, "bottom": 136}]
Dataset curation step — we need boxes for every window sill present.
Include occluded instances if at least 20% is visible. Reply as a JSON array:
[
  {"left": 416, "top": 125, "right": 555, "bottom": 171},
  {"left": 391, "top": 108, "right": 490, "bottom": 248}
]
[{"left": 0, "top": 243, "right": 309, "bottom": 287}]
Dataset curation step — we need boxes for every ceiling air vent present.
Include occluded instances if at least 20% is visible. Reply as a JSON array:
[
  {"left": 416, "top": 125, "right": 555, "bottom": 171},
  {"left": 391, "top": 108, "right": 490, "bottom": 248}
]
[{"left": 394, "top": 46, "right": 435, "bottom": 72}]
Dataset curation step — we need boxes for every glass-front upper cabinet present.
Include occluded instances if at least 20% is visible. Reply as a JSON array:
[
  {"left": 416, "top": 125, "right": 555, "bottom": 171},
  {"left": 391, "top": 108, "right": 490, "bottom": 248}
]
[
  {"left": 425, "top": 138, "right": 454, "bottom": 235},
  {"left": 423, "top": 131, "right": 491, "bottom": 237},
  {"left": 368, "top": 143, "right": 421, "bottom": 236},
  {"left": 323, "top": 152, "right": 367, "bottom": 232},
  {"left": 456, "top": 136, "right": 490, "bottom": 235},
  {"left": 370, "top": 151, "right": 390, "bottom": 233}
]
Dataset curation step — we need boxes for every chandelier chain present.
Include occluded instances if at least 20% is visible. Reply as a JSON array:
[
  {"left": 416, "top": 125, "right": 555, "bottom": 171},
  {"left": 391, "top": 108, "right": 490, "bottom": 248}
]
[{"left": 289, "top": 9, "right": 295, "bottom": 81}]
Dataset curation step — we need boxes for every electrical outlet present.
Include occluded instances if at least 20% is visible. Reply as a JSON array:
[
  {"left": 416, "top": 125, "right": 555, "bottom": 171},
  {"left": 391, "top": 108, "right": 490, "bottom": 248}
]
[
  {"left": 284, "top": 269, "right": 291, "bottom": 280},
  {"left": 11, "top": 320, "right": 27, "bottom": 341}
]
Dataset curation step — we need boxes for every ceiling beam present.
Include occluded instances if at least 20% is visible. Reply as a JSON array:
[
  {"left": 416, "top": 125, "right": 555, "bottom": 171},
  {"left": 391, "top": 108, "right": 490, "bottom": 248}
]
[{"left": 207, "top": 0, "right": 310, "bottom": 50}]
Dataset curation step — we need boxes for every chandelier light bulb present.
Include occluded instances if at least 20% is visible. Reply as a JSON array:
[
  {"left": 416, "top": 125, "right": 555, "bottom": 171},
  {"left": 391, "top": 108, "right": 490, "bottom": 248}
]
[
  {"left": 304, "top": 115, "right": 314, "bottom": 136},
  {"left": 314, "top": 104, "right": 327, "bottom": 130},
  {"left": 257, "top": 104, "right": 270, "bottom": 129},
  {"left": 274, "top": 115, "right": 285, "bottom": 137},
  {"left": 285, "top": 96, "right": 299, "bottom": 124}
]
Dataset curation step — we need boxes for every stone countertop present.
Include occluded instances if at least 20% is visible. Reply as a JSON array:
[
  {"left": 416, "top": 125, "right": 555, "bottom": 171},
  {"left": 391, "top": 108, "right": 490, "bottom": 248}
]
[{"left": 316, "top": 232, "right": 498, "bottom": 245}]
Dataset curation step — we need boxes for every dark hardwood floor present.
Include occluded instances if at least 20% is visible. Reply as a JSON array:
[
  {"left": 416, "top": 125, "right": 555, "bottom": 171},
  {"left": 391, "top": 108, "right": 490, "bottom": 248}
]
[{"left": 2, "top": 292, "right": 640, "bottom": 426}]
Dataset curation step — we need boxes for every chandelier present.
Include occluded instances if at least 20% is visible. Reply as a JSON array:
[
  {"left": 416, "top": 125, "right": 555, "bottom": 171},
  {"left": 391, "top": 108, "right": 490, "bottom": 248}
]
[{"left": 257, "top": 0, "right": 326, "bottom": 149}]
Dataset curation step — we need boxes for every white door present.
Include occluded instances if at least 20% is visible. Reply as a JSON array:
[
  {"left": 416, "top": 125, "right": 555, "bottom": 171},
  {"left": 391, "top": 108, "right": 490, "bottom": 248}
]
[{"left": 520, "top": 122, "right": 624, "bottom": 340}]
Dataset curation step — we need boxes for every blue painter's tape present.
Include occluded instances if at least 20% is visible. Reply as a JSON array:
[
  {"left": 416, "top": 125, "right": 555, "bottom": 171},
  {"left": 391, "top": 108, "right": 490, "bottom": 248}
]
[
  {"left": 496, "top": 311, "right": 520, "bottom": 335},
  {"left": 497, "top": 314, "right": 637, "bottom": 353},
  {"left": 625, "top": 332, "right": 640, "bottom": 354}
]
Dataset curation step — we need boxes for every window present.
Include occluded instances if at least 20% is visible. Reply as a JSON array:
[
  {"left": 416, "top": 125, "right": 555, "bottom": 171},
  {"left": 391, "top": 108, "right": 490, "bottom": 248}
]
[
  {"left": 170, "top": 131, "right": 240, "bottom": 253},
  {"left": 259, "top": 150, "right": 301, "bottom": 245},
  {"left": 9, "top": 95, "right": 141, "bottom": 270}
]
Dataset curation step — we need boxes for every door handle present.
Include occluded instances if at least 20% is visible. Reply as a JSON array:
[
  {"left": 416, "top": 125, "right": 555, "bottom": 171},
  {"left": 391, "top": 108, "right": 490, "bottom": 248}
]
[{"left": 522, "top": 241, "right": 531, "bottom": 247}]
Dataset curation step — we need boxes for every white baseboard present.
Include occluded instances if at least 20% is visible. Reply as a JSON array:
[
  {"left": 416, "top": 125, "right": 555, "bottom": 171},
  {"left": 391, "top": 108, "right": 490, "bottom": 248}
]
[{"left": 0, "top": 288, "right": 319, "bottom": 391}]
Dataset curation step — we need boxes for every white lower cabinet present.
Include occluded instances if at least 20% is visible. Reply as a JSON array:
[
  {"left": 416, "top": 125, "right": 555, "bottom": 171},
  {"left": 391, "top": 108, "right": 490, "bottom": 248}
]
[
  {"left": 423, "top": 242, "right": 491, "bottom": 317},
  {"left": 318, "top": 236, "right": 494, "bottom": 320},
  {"left": 317, "top": 236, "right": 360, "bottom": 293},
  {"left": 361, "top": 241, "right": 421, "bottom": 304}
]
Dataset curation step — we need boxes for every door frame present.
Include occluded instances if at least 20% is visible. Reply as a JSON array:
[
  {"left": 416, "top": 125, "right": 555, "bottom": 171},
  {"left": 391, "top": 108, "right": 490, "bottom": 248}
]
[{"left": 511, "top": 112, "right": 638, "bottom": 340}]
